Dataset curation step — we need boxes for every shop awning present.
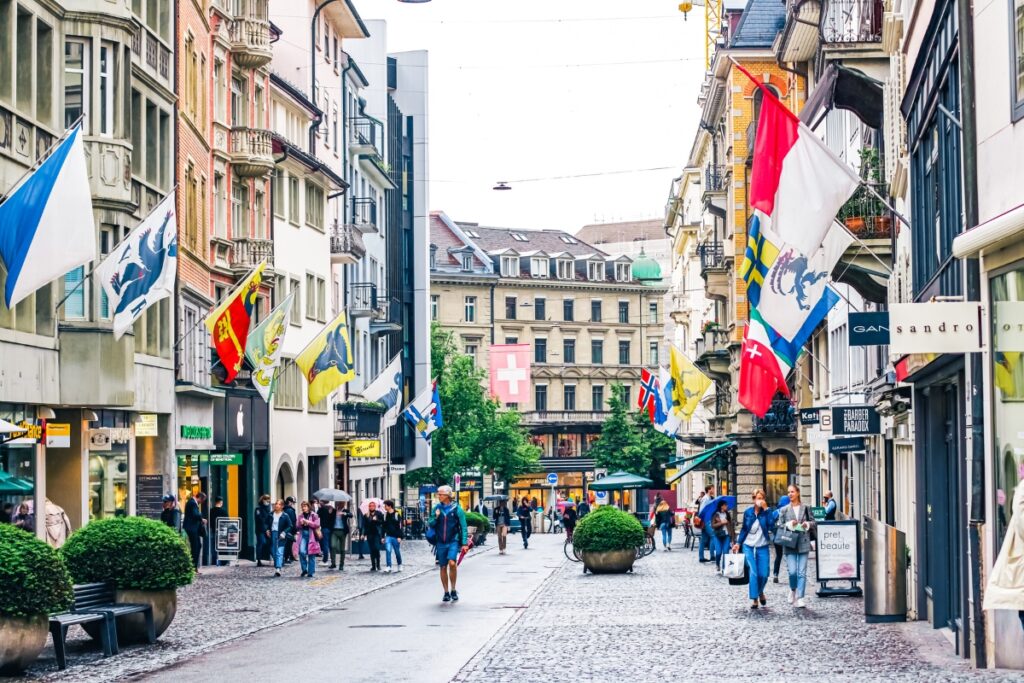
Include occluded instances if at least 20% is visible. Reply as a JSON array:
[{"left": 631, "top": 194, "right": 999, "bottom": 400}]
[
  {"left": 800, "top": 64, "right": 884, "bottom": 130},
  {"left": 952, "top": 202, "right": 1024, "bottom": 258},
  {"left": 666, "top": 441, "right": 737, "bottom": 484},
  {"left": 588, "top": 471, "right": 654, "bottom": 491},
  {"left": 0, "top": 470, "right": 33, "bottom": 494}
]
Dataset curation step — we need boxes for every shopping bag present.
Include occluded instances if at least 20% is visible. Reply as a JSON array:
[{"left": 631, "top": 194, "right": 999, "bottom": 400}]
[{"left": 723, "top": 552, "right": 747, "bottom": 581}]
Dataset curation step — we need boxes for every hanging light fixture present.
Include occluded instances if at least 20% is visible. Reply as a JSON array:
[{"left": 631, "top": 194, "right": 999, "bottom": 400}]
[{"left": 493, "top": 181, "right": 512, "bottom": 191}]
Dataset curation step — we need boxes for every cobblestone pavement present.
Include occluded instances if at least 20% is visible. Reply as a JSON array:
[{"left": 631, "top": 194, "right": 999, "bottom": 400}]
[
  {"left": 454, "top": 544, "right": 1024, "bottom": 683},
  {"left": 24, "top": 540, "right": 485, "bottom": 682}
]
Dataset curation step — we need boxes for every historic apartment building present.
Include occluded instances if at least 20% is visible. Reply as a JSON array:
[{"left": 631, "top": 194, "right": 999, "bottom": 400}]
[{"left": 429, "top": 211, "right": 667, "bottom": 503}]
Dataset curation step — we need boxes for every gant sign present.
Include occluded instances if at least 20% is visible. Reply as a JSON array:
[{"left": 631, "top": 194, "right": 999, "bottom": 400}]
[
  {"left": 849, "top": 312, "right": 890, "bottom": 346},
  {"left": 888, "top": 302, "right": 983, "bottom": 355}
]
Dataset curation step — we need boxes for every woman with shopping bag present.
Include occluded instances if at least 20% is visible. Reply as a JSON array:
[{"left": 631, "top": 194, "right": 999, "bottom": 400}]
[
  {"left": 732, "top": 489, "right": 776, "bottom": 609},
  {"left": 776, "top": 484, "right": 814, "bottom": 608}
]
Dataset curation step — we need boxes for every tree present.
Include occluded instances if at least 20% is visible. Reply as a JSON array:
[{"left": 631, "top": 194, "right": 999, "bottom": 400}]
[
  {"left": 589, "top": 384, "right": 647, "bottom": 474},
  {"left": 631, "top": 408, "right": 676, "bottom": 488}
]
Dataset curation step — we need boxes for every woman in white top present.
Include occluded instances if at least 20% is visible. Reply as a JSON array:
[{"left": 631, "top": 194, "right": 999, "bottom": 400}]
[
  {"left": 777, "top": 484, "right": 815, "bottom": 608},
  {"left": 732, "top": 489, "right": 776, "bottom": 609}
]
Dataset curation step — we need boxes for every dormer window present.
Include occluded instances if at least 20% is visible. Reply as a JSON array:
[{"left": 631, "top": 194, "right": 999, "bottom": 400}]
[
  {"left": 462, "top": 254, "right": 473, "bottom": 271},
  {"left": 511, "top": 232, "right": 529, "bottom": 242},
  {"left": 588, "top": 261, "right": 604, "bottom": 281},
  {"left": 557, "top": 259, "right": 573, "bottom": 280},
  {"left": 429, "top": 245, "right": 437, "bottom": 270},
  {"left": 530, "top": 257, "right": 549, "bottom": 278},
  {"left": 501, "top": 255, "right": 518, "bottom": 277},
  {"left": 615, "top": 262, "right": 631, "bottom": 282}
]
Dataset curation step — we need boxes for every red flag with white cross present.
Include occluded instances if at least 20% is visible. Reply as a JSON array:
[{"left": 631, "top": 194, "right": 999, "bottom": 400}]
[
  {"left": 737, "top": 320, "right": 790, "bottom": 418},
  {"left": 489, "top": 344, "right": 532, "bottom": 405}
]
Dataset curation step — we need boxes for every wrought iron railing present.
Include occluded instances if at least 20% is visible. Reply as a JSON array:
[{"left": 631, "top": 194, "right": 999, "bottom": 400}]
[
  {"left": 705, "top": 165, "right": 727, "bottom": 193},
  {"left": 698, "top": 241, "right": 725, "bottom": 271},
  {"left": 822, "top": 0, "right": 883, "bottom": 43},
  {"left": 350, "top": 282, "right": 379, "bottom": 314},
  {"left": 350, "top": 116, "right": 382, "bottom": 155},
  {"left": 351, "top": 197, "right": 377, "bottom": 230},
  {"left": 753, "top": 398, "right": 797, "bottom": 433},
  {"left": 837, "top": 181, "right": 892, "bottom": 238},
  {"left": 330, "top": 221, "right": 365, "bottom": 259}
]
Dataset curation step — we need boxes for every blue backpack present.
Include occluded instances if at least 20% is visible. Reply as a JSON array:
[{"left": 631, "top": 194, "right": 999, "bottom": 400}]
[{"left": 429, "top": 504, "right": 461, "bottom": 545}]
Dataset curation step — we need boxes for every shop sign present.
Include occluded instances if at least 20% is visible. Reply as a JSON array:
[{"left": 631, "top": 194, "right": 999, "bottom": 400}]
[
  {"left": 994, "top": 302, "right": 1024, "bottom": 350},
  {"left": 136, "top": 414, "right": 159, "bottom": 437},
  {"left": 828, "top": 437, "right": 866, "bottom": 454},
  {"left": 811, "top": 506, "right": 827, "bottom": 521},
  {"left": 209, "top": 453, "right": 243, "bottom": 466},
  {"left": 216, "top": 517, "right": 242, "bottom": 554},
  {"left": 832, "top": 406, "right": 881, "bottom": 435},
  {"left": 177, "top": 453, "right": 202, "bottom": 467},
  {"left": 89, "top": 429, "right": 110, "bottom": 450},
  {"left": 799, "top": 408, "right": 821, "bottom": 425},
  {"left": 335, "top": 439, "right": 381, "bottom": 459},
  {"left": 389, "top": 464, "right": 407, "bottom": 475},
  {"left": 849, "top": 312, "right": 891, "bottom": 346},
  {"left": 181, "top": 425, "right": 213, "bottom": 440},
  {"left": 45, "top": 423, "right": 71, "bottom": 448},
  {"left": 888, "top": 302, "right": 982, "bottom": 355},
  {"left": 136, "top": 474, "right": 165, "bottom": 519},
  {"left": 2, "top": 421, "right": 42, "bottom": 445},
  {"left": 815, "top": 521, "right": 861, "bottom": 581}
]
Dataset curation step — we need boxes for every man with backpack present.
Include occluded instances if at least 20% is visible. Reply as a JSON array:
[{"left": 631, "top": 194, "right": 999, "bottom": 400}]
[{"left": 431, "top": 485, "right": 468, "bottom": 602}]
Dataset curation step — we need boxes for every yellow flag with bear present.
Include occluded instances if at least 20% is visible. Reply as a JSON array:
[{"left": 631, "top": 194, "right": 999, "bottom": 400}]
[{"left": 295, "top": 311, "right": 356, "bottom": 405}]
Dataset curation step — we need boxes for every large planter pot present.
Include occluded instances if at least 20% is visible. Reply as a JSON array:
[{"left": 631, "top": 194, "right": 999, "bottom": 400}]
[
  {"left": 83, "top": 589, "right": 177, "bottom": 644},
  {"left": 580, "top": 549, "right": 636, "bottom": 574},
  {"left": 0, "top": 615, "right": 47, "bottom": 674}
]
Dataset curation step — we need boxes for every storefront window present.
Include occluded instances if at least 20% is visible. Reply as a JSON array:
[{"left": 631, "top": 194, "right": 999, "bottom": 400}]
[
  {"left": 765, "top": 452, "right": 795, "bottom": 507},
  {"left": 991, "top": 266, "right": 1024, "bottom": 546},
  {"left": 88, "top": 411, "right": 131, "bottom": 520},
  {"left": 0, "top": 404, "right": 35, "bottom": 516}
]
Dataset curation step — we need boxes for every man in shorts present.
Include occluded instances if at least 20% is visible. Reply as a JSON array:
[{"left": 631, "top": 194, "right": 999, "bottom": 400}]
[{"left": 432, "top": 485, "right": 468, "bottom": 602}]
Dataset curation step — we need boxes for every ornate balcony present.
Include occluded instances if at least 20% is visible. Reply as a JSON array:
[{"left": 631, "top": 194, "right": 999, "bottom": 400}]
[
  {"left": 330, "top": 220, "right": 366, "bottom": 265},
  {"left": 229, "top": 127, "right": 274, "bottom": 178},
  {"left": 230, "top": 237, "right": 274, "bottom": 275},
  {"left": 776, "top": 0, "right": 823, "bottom": 63},
  {"left": 229, "top": 17, "right": 272, "bottom": 69},
  {"left": 698, "top": 241, "right": 731, "bottom": 301},
  {"left": 520, "top": 411, "right": 609, "bottom": 427},
  {"left": 704, "top": 165, "right": 727, "bottom": 194},
  {"left": 349, "top": 116, "right": 382, "bottom": 157},
  {"left": 834, "top": 180, "right": 893, "bottom": 303},
  {"left": 695, "top": 326, "right": 732, "bottom": 379},
  {"left": 350, "top": 197, "right": 378, "bottom": 234},
  {"left": 822, "top": 0, "right": 883, "bottom": 44},
  {"left": 753, "top": 398, "right": 797, "bottom": 433},
  {"left": 350, "top": 282, "right": 378, "bottom": 318}
]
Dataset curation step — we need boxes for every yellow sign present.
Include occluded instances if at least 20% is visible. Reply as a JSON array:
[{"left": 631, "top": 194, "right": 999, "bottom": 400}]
[
  {"left": 136, "top": 414, "right": 159, "bottom": 437},
  {"left": 3, "top": 421, "right": 42, "bottom": 444},
  {"left": 335, "top": 439, "right": 381, "bottom": 459},
  {"left": 45, "top": 423, "right": 71, "bottom": 448}
]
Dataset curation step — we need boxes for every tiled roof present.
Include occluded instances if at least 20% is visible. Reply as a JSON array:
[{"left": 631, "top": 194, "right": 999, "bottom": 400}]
[
  {"left": 731, "top": 0, "right": 786, "bottom": 48},
  {"left": 458, "top": 224, "right": 609, "bottom": 259},
  {"left": 575, "top": 219, "right": 664, "bottom": 246},
  {"left": 430, "top": 213, "right": 473, "bottom": 267}
]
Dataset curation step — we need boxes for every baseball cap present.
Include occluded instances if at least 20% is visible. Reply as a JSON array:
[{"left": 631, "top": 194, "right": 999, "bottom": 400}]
[{"left": 162, "top": 494, "right": 175, "bottom": 503}]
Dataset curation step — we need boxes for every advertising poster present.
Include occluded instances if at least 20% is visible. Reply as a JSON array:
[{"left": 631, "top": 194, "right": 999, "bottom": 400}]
[
  {"left": 816, "top": 521, "right": 861, "bottom": 581},
  {"left": 216, "top": 517, "right": 242, "bottom": 554}
]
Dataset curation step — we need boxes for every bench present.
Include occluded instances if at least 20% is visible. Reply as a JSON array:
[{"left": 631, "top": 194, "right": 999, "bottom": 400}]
[{"left": 48, "top": 583, "right": 156, "bottom": 670}]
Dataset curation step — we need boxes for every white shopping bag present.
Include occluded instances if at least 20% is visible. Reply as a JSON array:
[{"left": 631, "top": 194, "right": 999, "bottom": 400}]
[{"left": 722, "top": 553, "right": 746, "bottom": 579}]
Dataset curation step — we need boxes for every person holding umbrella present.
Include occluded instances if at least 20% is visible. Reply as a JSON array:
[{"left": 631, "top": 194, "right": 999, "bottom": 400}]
[
  {"left": 732, "top": 489, "right": 775, "bottom": 609},
  {"left": 432, "top": 485, "right": 468, "bottom": 602}
]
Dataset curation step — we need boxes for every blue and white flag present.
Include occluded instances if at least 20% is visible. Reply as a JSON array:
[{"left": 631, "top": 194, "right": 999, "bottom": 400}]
[
  {"left": 403, "top": 379, "right": 443, "bottom": 441},
  {"left": 95, "top": 191, "right": 177, "bottom": 339},
  {"left": 364, "top": 354, "right": 404, "bottom": 430},
  {"left": 0, "top": 125, "right": 96, "bottom": 308},
  {"left": 654, "top": 367, "right": 682, "bottom": 437}
]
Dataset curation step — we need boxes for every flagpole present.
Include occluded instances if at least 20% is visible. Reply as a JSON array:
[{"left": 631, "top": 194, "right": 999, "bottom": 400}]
[
  {"left": 53, "top": 265, "right": 95, "bottom": 312},
  {"left": 0, "top": 116, "right": 85, "bottom": 205}
]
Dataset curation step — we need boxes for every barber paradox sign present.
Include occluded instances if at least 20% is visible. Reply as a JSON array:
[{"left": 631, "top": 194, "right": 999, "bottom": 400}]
[{"left": 832, "top": 406, "right": 881, "bottom": 435}]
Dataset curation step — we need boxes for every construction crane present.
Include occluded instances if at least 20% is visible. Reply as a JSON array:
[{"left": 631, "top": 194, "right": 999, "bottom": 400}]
[{"left": 677, "top": 0, "right": 723, "bottom": 70}]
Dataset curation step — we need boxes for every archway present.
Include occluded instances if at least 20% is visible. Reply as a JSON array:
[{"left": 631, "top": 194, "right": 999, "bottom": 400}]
[
  {"left": 296, "top": 459, "right": 306, "bottom": 503},
  {"left": 275, "top": 461, "right": 294, "bottom": 502}
]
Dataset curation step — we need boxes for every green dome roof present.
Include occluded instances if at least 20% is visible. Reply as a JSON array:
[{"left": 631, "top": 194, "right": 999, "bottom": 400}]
[{"left": 631, "top": 249, "right": 662, "bottom": 281}]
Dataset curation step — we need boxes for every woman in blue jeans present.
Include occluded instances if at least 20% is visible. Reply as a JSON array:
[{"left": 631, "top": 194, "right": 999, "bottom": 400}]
[
  {"left": 732, "top": 489, "right": 775, "bottom": 609},
  {"left": 710, "top": 499, "right": 735, "bottom": 571},
  {"left": 777, "top": 484, "right": 814, "bottom": 608},
  {"left": 268, "top": 499, "right": 294, "bottom": 578}
]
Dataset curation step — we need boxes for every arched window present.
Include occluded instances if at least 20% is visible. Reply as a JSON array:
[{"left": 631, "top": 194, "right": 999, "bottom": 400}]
[{"left": 752, "top": 85, "right": 781, "bottom": 127}]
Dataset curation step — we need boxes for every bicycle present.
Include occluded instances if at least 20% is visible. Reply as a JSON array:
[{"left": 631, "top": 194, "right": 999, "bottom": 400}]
[
  {"left": 636, "top": 534, "right": 656, "bottom": 559},
  {"left": 564, "top": 537, "right": 583, "bottom": 562}
]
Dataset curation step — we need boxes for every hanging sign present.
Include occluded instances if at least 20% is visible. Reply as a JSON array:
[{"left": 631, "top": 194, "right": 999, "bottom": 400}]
[
  {"left": 849, "top": 312, "right": 891, "bottom": 346},
  {"left": 799, "top": 408, "right": 821, "bottom": 425},
  {"left": 829, "top": 437, "right": 866, "bottom": 454},
  {"left": 136, "top": 414, "right": 159, "bottom": 437},
  {"left": 832, "top": 406, "right": 881, "bottom": 435},
  {"left": 45, "top": 423, "right": 71, "bottom": 448},
  {"left": 888, "top": 302, "right": 982, "bottom": 355}
]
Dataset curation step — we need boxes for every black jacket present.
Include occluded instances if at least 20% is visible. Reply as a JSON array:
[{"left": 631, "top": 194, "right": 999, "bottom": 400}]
[
  {"left": 493, "top": 506, "right": 512, "bottom": 526},
  {"left": 160, "top": 507, "right": 180, "bottom": 531},
  {"left": 332, "top": 508, "right": 353, "bottom": 533},
  {"left": 516, "top": 503, "right": 532, "bottom": 520},
  {"left": 284, "top": 504, "right": 297, "bottom": 529},
  {"left": 382, "top": 510, "right": 403, "bottom": 538},
  {"left": 362, "top": 510, "right": 385, "bottom": 540},
  {"left": 271, "top": 511, "right": 294, "bottom": 540},
  {"left": 183, "top": 498, "right": 204, "bottom": 533},
  {"left": 209, "top": 505, "right": 228, "bottom": 531},
  {"left": 577, "top": 502, "right": 591, "bottom": 517},
  {"left": 319, "top": 504, "right": 337, "bottom": 531},
  {"left": 254, "top": 503, "right": 272, "bottom": 534},
  {"left": 562, "top": 507, "right": 578, "bottom": 527}
]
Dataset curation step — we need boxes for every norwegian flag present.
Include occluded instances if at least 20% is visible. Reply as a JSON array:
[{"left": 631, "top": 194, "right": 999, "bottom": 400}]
[{"left": 638, "top": 368, "right": 660, "bottom": 421}]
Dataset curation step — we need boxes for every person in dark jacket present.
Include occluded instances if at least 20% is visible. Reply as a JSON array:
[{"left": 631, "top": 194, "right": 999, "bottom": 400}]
[
  {"left": 362, "top": 501, "right": 385, "bottom": 571},
  {"left": 283, "top": 497, "right": 298, "bottom": 564},
  {"left": 516, "top": 499, "right": 533, "bottom": 549},
  {"left": 493, "top": 500, "right": 512, "bottom": 554},
  {"left": 577, "top": 499, "right": 591, "bottom": 518},
  {"left": 209, "top": 497, "right": 228, "bottom": 565},
  {"left": 269, "top": 499, "right": 294, "bottom": 577},
  {"left": 254, "top": 494, "right": 272, "bottom": 567},
  {"left": 382, "top": 500, "right": 403, "bottom": 573},
  {"left": 183, "top": 492, "right": 206, "bottom": 571},
  {"left": 329, "top": 502, "right": 353, "bottom": 570},
  {"left": 562, "top": 503, "right": 578, "bottom": 542},
  {"left": 732, "top": 489, "right": 776, "bottom": 609},
  {"left": 160, "top": 495, "right": 180, "bottom": 532},
  {"left": 318, "top": 500, "right": 337, "bottom": 566}
]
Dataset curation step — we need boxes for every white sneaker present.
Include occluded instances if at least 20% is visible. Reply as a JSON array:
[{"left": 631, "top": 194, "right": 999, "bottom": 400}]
[
  {"left": 797, "top": 598, "right": 807, "bottom": 608},
  {"left": 385, "top": 567, "right": 392, "bottom": 573},
  {"left": 790, "top": 590, "right": 797, "bottom": 605},
  {"left": 397, "top": 566, "right": 402, "bottom": 572}
]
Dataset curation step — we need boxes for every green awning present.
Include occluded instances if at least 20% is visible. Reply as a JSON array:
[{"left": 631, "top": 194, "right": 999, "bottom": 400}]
[
  {"left": 0, "top": 470, "right": 33, "bottom": 494},
  {"left": 588, "top": 471, "right": 654, "bottom": 491},
  {"left": 667, "top": 441, "right": 737, "bottom": 484}
]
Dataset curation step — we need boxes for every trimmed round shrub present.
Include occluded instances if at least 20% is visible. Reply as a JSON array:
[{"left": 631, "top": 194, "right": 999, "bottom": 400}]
[
  {"left": 465, "top": 511, "right": 491, "bottom": 534},
  {"left": 572, "top": 505, "right": 645, "bottom": 553},
  {"left": 61, "top": 517, "right": 193, "bottom": 591},
  {"left": 0, "top": 525, "right": 73, "bottom": 618}
]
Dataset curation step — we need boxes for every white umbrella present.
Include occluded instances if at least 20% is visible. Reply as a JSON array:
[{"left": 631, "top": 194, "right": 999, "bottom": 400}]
[
  {"left": 359, "top": 497, "right": 385, "bottom": 515},
  {"left": 312, "top": 488, "right": 352, "bottom": 503}
]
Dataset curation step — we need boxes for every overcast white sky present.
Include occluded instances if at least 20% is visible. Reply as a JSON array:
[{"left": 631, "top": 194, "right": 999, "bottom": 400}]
[{"left": 357, "top": 0, "right": 707, "bottom": 232}]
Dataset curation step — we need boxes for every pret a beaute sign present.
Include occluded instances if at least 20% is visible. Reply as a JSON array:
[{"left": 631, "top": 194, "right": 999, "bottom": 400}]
[{"left": 888, "top": 302, "right": 982, "bottom": 355}]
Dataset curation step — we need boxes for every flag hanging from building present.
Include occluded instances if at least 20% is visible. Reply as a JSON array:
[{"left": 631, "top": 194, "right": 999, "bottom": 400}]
[
  {"left": 0, "top": 125, "right": 96, "bottom": 308},
  {"left": 638, "top": 368, "right": 660, "bottom": 420},
  {"left": 95, "top": 192, "right": 178, "bottom": 339},
  {"left": 403, "top": 379, "right": 443, "bottom": 441},
  {"left": 737, "top": 319, "right": 791, "bottom": 418},
  {"left": 654, "top": 366, "right": 683, "bottom": 437},
  {"left": 489, "top": 344, "right": 531, "bottom": 405},
  {"left": 244, "top": 292, "right": 295, "bottom": 403},
  {"left": 669, "top": 346, "right": 712, "bottom": 420},
  {"left": 206, "top": 261, "right": 266, "bottom": 383},
  {"left": 363, "top": 354, "right": 404, "bottom": 429},
  {"left": 295, "top": 310, "right": 356, "bottom": 406}
]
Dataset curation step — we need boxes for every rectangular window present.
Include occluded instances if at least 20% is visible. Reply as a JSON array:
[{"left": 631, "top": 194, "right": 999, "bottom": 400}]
[
  {"left": 274, "top": 360, "right": 302, "bottom": 410},
  {"left": 505, "top": 336, "right": 518, "bottom": 344},
  {"left": 534, "top": 297, "right": 546, "bottom": 321},
  {"left": 305, "top": 183, "right": 324, "bottom": 230},
  {"left": 461, "top": 254, "right": 472, "bottom": 271},
  {"left": 622, "top": 385, "right": 631, "bottom": 406},
  {"left": 591, "top": 300, "right": 602, "bottom": 322},
  {"left": 563, "top": 339, "right": 576, "bottom": 363},
  {"left": 254, "top": 190, "right": 266, "bottom": 239},
  {"left": 99, "top": 42, "right": 114, "bottom": 135},
  {"left": 557, "top": 259, "right": 573, "bottom": 279},
  {"left": 591, "top": 339, "right": 603, "bottom": 364},
  {"left": 563, "top": 299, "right": 574, "bottom": 321},
  {"left": 649, "top": 301, "right": 659, "bottom": 324},
  {"left": 158, "top": 110, "right": 170, "bottom": 187},
  {"left": 64, "top": 39, "right": 87, "bottom": 129},
  {"left": 464, "top": 296, "right": 476, "bottom": 322},
  {"left": 618, "top": 301, "right": 629, "bottom": 324},
  {"left": 63, "top": 267, "right": 87, "bottom": 320},
  {"left": 214, "top": 59, "right": 225, "bottom": 121},
  {"left": 288, "top": 176, "right": 300, "bottom": 224},
  {"left": 131, "top": 90, "right": 141, "bottom": 174},
  {"left": 592, "top": 385, "right": 605, "bottom": 411},
  {"left": 16, "top": 9, "right": 31, "bottom": 113},
  {"left": 231, "top": 181, "right": 248, "bottom": 238},
  {"left": 289, "top": 277, "right": 301, "bottom": 326},
  {"left": 505, "top": 296, "right": 517, "bottom": 319},
  {"left": 650, "top": 341, "right": 659, "bottom": 365},
  {"left": 1014, "top": 0, "right": 1024, "bottom": 120},
  {"left": 563, "top": 385, "right": 576, "bottom": 411},
  {"left": 305, "top": 273, "right": 316, "bottom": 319},
  {"left": 588, "top": 261, "right": 603, "bottom": 281},
  {"left": 618, "top": 340, "right": 631, "bottom": 365},
  {"left": 213, "top": 172, "right": 227, "bottom": 238},
  {"left": 535, "top": 385, "right": 548, "bottom": 411},
  {"left": 430, "top": 294, "right": 439, "bottom": 321},
  {"left": 98, "top": 225, "right": 117, "bottom": 319},
  {"left": 464, "top": 344, "right": 478, "bottom": 366},
  {"left": 0, "top": 0, "right": 11, "bottom": 102},
  {"left": 501, "top": 256, "right": 517, "bottom": 276},
  {"left": 317, "top": 277, "right": 326, "bottom": 322},
  {"left": 230, "top": 75, "right": 247, "bottom": 127},
  {"left": 530, "top": 257, "right": 549, "bottom": 278},
  {"left": 36, "top": 21, "right": 52, "bottom": 125},
  {"left": 616, "top": 263, "right": 631, "bottom": 282},
  {"left": 272, "top": 171, "right": 285, "bottom": 219},
  {"left": 535, "top": 338, "right": 547, "bottom": 363}
]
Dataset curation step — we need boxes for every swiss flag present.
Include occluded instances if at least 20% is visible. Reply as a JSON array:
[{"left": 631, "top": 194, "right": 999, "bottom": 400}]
[
  {"left": 737, "top": 323, "right": 790, "bottom": 418},
  {"left": 489, "top": 344, "right": 532, "bottom": 405}
]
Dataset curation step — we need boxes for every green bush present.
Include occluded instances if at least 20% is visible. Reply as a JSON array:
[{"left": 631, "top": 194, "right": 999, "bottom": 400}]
[
  {"left": 464, "top": 511, "right": 491, "bottom": 535},
  {"left": 61, "top": 517, "right": 194, "bottom": 591},
  {"left": 572, "top": 505, "right": 645, "bottom": 553},
  {"left": 0, "top": 525, "right": 74, "bottom": 618}
]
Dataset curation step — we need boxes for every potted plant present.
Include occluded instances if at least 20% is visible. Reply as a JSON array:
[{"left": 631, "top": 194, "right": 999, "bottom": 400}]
[
  {"left": 464, "top": 511, "right": 491, "bottom": 546},
  {"left": 571, "top": 506, "right": 646, "bottom": 574},
  {"left": 61, "top": 517, "right": 193, "bottom": 644},
  {"left": 0, "top": 526, "right": 74, "bottom": 674}
]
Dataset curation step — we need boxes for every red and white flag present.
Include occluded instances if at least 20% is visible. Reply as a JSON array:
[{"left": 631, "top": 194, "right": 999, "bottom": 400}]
[
  {"left": 737, "top": 320, "right": 790, "bottom": 418},
  {"left": 489, "top": 344, "right": 531, "bottom": 405}
]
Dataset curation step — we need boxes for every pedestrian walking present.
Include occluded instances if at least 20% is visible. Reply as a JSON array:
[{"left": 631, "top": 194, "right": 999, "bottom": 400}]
[
  {"left": 984, "top": 481, "right": 1024, "bottom": 632},
  {"left": 822, "top": 491, "right": 837, "bottom": 520},
  {"left": 254, "top": 494, "right": 272, "bottom": 567},
  {"left": 283, "top": 497, "right": 298, "bottom": 564},
  {"left": 710, "top": 499, "right": 735, "bottom": 568},
  {"left": 160, "top": 495, "right": 180, "bottom": 532},
  {"left": 293, "top": 501, "right": 322, "bottom": 578},
  {"left": 183, "top": 493, "right": 207, "bottom": 572},
  {"left": 577, "top": 499, "right": 591, "bottom": 518},
  {"left": 697, "top": 485, "right": 716, "bottom": 562},
  {"left": 269, "top": 499, "right": 293, "bottom": 577},
  {"left": 562, "top": 503, "right": 578, "bottom": 542},
  {"left": 318, "top": 500, "right": 337, "bottom": 567},
  {"left": 771, "top": 495, "right": 790, "bottom": 583},
  {"left": 493, "top": 500, "right": 511, "bottom": 554},
  {"left": 732, "top": 489, "right": 775, "bottom": 609},
  {"left": 777, "top": 485, "right": 814, "bottom": 608},
  {"left": 209, "top": 497, "right": 227, "bottom": 566},
  {"left": 362, "top": 501, "right": 385, "bottom": 571},
  {"left": 516, "top": 498, "right": 533, "bottom": 549},
  {"left": 329, "top": 502, "right": 352, "bottom": 570},
  {"left": 12, "top": 503, "right": 34, "bottom": 533},
  {"left": 655, "top": 500, "right": 675, "bottom": 551},
  {"left": 432, "top": 485, "right": 468, "bottom": 602},
  {"left": 382, "top": 500, "right": 404, "bottom": 573}
]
